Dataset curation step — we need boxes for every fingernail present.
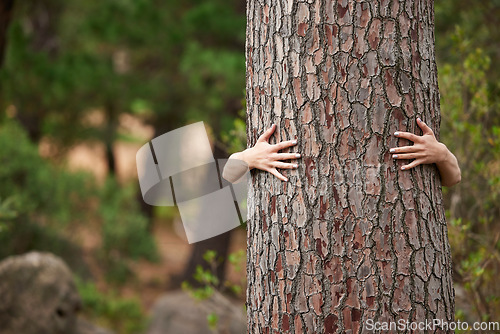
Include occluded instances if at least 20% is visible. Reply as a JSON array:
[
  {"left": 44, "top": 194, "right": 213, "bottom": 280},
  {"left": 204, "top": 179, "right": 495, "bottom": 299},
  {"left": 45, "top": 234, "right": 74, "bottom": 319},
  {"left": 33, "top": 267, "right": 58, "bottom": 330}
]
[
  {"left": 296, "top": 153, "right": 301, "bottom": 158},
  {"left": 284, "top": 178, "right": 288, "bottom": 182},
  {"left": 394, "top": 132, "right": 399, "bottom": 136},
  {"left": 293, "top": 164, "right": 298, "bottom": 168},
  {"left": 389, "top": 148, "right": 395, "bottom": 153},
  {"left": 292, "top": 140, "right": 297, "bottom": 145},
  {"left": 417, "top": 117, "right": 421, "bottom": 122},
  {"left": 392, "top": 154, "right": 398, "bottom": 159},
  {"left": 401, "top": 166, "right": 406, "bottom": 170}
]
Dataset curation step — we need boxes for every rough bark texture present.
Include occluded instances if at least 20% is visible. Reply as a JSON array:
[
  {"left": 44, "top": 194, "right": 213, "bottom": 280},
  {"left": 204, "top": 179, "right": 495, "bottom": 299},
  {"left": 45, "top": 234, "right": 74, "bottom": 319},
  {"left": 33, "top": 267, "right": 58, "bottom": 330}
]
[{"left": 245, "top": 1, "right": 454, "bottom": 333}]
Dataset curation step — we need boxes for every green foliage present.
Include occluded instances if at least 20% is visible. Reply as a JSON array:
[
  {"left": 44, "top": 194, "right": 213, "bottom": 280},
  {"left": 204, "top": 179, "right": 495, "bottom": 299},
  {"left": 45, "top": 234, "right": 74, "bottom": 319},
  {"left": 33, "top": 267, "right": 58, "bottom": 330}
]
[
  {"left": 0, "top": 121, "right": 94, "bottom": 225},
  {"left": 99, "top": 179, "right": 158, "bottom": 284},
  {"left": 0, "top": 120, "right": 90, "bottom": 250},
  {"left": 0, "top": 0, "right": 246, "bottom": 331},
  {"left": 0, "top": 120, "right": 157, "bottom": 284},
  {"left": 0, "top": 121, "right": 93, "bottom": 276},
  {"left": 221, "top": 107, "right": 247, "bottom": 154},
  {"left": 100, "top": 180, "right": 157, "bottom": 261},
  {"left": 182, "top": 249, "right": 246, "bottom": 332},
  {"left": 76, "top": 277, "right": 147, "bottom": 334},
  {"left": 182, "top": 249, "right": 245, "bottom": 299},
  {"left": 436, "top": 7, "right": 500, "bottom": 321},
  {"left": 207, "top": 312, "right": 219, "bottom": 331},
  {"left": 0, "top": 0, "right": 246, "bottom": 150},
  {"left": 227, "top": 249, "right": 245, "bottom": 274},
  {"left": 1, "top": 0, "right": 497, "bottom": 329},
  {"left": 0, "top": 197, "right": 19, "bottom": 231}
]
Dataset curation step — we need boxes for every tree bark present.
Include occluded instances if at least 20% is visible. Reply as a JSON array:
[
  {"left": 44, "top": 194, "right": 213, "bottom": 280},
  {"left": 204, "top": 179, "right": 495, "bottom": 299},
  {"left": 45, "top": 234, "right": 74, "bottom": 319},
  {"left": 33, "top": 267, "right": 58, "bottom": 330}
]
[{"left": 246, "top": 1, "right": 454, "bottom": 333}]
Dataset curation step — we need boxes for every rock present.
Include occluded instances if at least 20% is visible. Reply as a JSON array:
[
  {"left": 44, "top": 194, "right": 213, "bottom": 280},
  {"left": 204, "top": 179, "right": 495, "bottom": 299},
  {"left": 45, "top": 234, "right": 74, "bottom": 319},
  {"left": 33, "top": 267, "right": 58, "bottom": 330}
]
[
  {"left": 76, "top": 319, "right": 114, "bottom": 334},
  {"left": 0, "top": 252, "right": 112, "bottom": 334},
  {"left": 146, "top": 290, "right": 246, "bottom": 334}
]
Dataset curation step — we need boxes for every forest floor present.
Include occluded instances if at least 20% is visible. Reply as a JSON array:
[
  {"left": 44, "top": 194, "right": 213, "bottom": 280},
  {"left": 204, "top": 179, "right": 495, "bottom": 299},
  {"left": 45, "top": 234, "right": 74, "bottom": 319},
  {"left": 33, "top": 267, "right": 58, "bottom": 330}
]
[{"left": 75, "top": 214, "right": 247, "bottom": 311}]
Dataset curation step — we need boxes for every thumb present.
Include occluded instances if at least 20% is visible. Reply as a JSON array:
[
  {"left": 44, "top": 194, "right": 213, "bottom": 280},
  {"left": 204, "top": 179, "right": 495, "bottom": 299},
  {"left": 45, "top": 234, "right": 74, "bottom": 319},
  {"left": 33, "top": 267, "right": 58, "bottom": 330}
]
[{"left": 417, "top": 118, "right": 434, "bottom": 135}]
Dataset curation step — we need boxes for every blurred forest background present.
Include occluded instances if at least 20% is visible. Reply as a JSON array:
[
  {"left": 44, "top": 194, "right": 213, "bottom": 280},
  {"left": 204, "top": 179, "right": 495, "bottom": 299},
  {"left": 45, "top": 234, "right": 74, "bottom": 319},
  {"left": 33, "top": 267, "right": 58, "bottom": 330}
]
[{"left": 0, "top": 0, "right": 499, "bottom": 333}]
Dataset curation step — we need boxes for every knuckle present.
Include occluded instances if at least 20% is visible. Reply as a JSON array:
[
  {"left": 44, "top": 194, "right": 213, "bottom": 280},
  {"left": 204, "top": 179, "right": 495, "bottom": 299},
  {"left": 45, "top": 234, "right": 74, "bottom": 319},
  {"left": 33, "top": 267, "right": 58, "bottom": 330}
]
[
  {"left": 268, "top": 145, "right": 279, "bottom": 153},
  {"left": 406, "top": 146, "right": 416, "bottom": 152}
]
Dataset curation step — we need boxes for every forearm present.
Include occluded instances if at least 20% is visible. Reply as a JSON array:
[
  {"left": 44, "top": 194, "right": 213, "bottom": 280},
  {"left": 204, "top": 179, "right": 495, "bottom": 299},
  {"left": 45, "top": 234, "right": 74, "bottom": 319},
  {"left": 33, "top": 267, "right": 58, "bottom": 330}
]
[
  {"left": 223, "top": 151, "right": 251, "bottom": 183},
  {"left": 435, "top": 143, "right": 461, "bottom": 187}
]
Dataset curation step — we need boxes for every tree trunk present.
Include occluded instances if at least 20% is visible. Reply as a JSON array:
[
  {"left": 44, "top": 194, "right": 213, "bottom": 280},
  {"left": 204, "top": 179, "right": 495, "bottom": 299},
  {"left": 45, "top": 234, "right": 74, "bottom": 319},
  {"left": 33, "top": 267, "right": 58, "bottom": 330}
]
[
  {"left": 104, "top": 102, "right": 118, "bottom": 176},
  {"left": 8, "top": 0, "right": 61, "bottom": 142},
  {"left": 179, "top": 230, "right": 232, "bottom": 288},
  {"left": 246, "top": 1, "right": 454, "bottom": 333},
  {"left": 0, "top": 0, "right": 14, "bottom": 68}
]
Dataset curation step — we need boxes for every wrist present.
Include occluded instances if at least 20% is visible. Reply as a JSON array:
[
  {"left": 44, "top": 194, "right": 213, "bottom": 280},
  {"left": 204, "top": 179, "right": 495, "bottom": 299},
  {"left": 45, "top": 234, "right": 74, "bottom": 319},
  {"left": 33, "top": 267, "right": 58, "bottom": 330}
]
[
  {"left": 436, "top": 143, "right": 451, "bottom": 164},
  {"left": 239, "top": 148, "right": 255, "bottom": 169}
]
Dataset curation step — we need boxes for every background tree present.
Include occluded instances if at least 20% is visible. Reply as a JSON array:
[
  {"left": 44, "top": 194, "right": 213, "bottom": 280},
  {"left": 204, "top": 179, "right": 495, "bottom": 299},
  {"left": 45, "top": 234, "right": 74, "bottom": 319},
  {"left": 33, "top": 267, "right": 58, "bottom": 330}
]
[
  {"left": 0, "top": 0, "right": 15, "bottom": 68},
  {"left": 435, "top": 0, "right": 500, "bottom": 322},
  {"left": 0, "top": 0, "right": 498, "bottom": 332},
  {"left": 0, "top": 0, "right": 247, "bottom": 288},
  {"left": 246, "top": 1, "right": 454, "bottom": 332}
]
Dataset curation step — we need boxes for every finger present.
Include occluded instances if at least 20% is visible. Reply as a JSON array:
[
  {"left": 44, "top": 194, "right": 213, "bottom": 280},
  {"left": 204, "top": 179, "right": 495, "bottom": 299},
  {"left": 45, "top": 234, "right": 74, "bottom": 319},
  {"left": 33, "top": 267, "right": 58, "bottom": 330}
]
[
  {"left": 274, "top": 139, "right": 298, "bottom": 151},
  {"left": 392, "top": 153, "right": 421, "bottom": 160},
  {"left": 257, "top": 124, "right": 276, "bottom": 143},
  {"left": 274, "top": 152, "right": 301, "bottom": 160},
  {"left": 269, "top": 168, "right": 288, "bottom": 182},
  {"left": 389, "top": 145, "right": 421, "bottom": 154},
  {"left": 416, "top": 118, "right": 434, "bottom": 135},
  {"left": 273, "top": 161, "right": 298, "bottom": 170},
  {"left": 401, "top": 159, "right": 422, "bottom": 171},
  {"left": 394, "top": 131, "right": 421, "bottom": 143}
]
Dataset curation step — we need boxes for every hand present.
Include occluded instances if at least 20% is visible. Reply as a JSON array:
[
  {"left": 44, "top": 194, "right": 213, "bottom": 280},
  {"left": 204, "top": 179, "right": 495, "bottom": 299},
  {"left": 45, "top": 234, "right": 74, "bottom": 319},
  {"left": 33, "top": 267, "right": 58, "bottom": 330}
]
[
  {"left": 390, "top": 118, "right": 461, "bottom": 186},
  {"left": 230, "top": 124, "right": 300, "bottom": 182},
  {"left": 390, "top": 118, "right": 446, "bottom": 170}
]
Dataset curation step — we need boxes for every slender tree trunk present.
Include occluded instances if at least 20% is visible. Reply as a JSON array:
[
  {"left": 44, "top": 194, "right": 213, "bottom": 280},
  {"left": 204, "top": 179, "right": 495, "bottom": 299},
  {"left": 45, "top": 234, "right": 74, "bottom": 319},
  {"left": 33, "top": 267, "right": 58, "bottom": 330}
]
[
  {"left": 143, "top": 118, "right": 234, "bottom": 287},
  {"left": 246, "top": 1, "right": 454, "bottom": 333},
  {"left": 7, "top": 0, "right": 61, "bottom": 142},
  {"left": 178, "top": 144, "right": 232, "bottom": 288},
  {"left": 179, "top": 230, "right": 232, "bottom": 288},
  {"left": 104, "top": 103, "right": 118, "bottom": 175},
  {"left": 0, "top": 0, "right": 14, "bottom": 68}
]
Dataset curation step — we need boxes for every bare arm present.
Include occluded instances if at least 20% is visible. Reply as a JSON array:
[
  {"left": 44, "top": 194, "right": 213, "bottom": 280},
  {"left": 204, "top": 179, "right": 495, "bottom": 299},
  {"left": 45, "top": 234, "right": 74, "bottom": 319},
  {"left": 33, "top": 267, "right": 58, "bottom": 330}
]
[{"left": 390, "top": 118, "right": 461, "bottom": 187}]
